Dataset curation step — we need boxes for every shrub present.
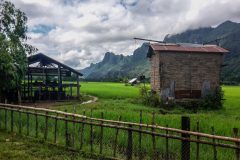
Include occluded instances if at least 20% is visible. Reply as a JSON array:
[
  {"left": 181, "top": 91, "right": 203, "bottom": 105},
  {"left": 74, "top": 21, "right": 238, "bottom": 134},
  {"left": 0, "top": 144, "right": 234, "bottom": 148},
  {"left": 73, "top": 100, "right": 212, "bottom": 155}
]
[
  {"left": 139, "top": 86, "right": 161, "bottom": 107},
  {"left": 201, "top": 87, "right": 224, "bottom": 109}
]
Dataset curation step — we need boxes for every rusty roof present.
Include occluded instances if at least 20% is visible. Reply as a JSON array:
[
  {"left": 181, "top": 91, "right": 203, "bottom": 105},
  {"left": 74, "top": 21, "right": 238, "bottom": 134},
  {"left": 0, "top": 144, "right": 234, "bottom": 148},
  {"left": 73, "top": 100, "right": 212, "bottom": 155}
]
[{"left": 150, "top": 43, "right": 229, "bottom": 53}]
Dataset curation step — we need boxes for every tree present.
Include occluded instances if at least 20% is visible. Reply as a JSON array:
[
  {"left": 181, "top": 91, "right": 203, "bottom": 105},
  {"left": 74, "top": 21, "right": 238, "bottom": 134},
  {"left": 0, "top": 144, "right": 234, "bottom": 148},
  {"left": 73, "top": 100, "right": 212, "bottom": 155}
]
[{"left": 0, "top": 0, "right": 37, "bottom": 103}]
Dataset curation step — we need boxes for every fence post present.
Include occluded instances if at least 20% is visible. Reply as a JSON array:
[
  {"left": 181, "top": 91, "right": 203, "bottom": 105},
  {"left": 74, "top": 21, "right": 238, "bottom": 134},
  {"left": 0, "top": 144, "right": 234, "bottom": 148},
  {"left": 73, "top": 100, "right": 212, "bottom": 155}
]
[
  {"left": 72, "top": 106, "right": 76, "bottom": 147},
  {"left": 139, "top": 110, "right": 143, "bottom": 160},
  {"left": 151, "top": 112, "right": 156, "bottom": 159},
  {"left": 11, "top": 109, "right": 13, "bottom": 132},
  {"left": 113, "top": 115, "right": 122, "bottom": 157},
  {"left": 65, "top": 109, "right": 69, "bottom": 147},
  {"left": 99, "top": 112, "right": 104, "bottom": 154},
  {"left": 44, "top": 111, "right": 49, "bottom": 141},
  {"left": 19, "top": 109, "right": 22, "bottom": 134},
  {"left": 233, "top": 128, "right": 240, "bottom": 160},
  {"left": 80, "top": 110, "right": 85, "bottom": 150},
  {"left": 90, "top": 109, "right": 93, "bottom": 153},
  {"left": 181, "top": 116, "right": 190, "bottom": 160},
  {"left": 211, "top": 126, "right": 217, "bottom": 160},
  {"left": 4, "top": 108, "right": 7, "bottom": 131},
  {"left": 27, "top": 112, "right": 30, "bottom": 136},
  {"left": 166, "top": 124, "right": 169, "bottom": 160},
  {"left": 196, "top": 121, "right": 200, "bottom": 160},
  {"left": 35, "top": 110, "right": 38, "bottom": 138},
  {"left": 54, "top": 113, "right": 58, "bottom": 143},
  {"left": 127, "top": 124, "right": 133, "bottom": 160}
]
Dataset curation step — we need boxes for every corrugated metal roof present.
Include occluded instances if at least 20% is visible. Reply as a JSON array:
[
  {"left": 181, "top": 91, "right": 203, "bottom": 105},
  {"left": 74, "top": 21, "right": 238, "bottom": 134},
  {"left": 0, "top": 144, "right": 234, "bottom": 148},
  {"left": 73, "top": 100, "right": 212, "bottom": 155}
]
[{"left": 150, "top": 43, "right": 229, "bottom": 53}]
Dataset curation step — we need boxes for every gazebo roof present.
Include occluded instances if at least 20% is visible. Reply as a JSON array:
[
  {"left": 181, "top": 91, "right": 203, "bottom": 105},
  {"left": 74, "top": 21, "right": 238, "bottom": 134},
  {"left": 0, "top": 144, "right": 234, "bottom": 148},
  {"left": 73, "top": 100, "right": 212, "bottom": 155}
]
[{"left": 28, "top": 53, "right": 83, "bottom": 76}]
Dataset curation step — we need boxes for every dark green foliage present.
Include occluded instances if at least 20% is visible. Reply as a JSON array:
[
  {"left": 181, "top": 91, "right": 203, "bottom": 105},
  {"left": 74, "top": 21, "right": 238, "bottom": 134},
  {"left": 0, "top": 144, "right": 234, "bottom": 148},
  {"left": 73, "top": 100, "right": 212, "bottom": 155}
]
[
  {"left": 139, "top": 86, "right": 161, "bottom": 107},
  {"left": 0, "top": 0, "right": 37, "bottom": 100},
  {"left": 201, "top": 87, "right": 224, "bottom": 109}
]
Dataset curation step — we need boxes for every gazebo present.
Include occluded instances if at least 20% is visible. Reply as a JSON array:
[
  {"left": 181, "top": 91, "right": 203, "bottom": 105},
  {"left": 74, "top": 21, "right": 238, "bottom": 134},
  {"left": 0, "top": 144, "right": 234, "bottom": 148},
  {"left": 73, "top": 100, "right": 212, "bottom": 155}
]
[{"left": 22, "top": 53, "right": 83, "bottom": 102}]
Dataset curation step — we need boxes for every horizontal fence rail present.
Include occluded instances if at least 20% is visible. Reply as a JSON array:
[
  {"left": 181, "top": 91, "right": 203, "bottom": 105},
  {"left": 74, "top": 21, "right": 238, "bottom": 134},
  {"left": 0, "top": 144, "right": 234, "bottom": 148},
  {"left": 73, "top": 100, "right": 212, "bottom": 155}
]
[{"left": 0, "top": 103, "right": 239, "bottom": 160}]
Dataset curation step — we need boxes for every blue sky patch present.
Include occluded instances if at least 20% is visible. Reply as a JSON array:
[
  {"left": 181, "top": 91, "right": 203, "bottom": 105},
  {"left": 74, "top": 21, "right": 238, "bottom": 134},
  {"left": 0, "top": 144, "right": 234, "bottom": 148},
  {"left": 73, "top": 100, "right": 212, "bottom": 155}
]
[{"left": 30, "top": 25, "right": 56, "bottom": 35}]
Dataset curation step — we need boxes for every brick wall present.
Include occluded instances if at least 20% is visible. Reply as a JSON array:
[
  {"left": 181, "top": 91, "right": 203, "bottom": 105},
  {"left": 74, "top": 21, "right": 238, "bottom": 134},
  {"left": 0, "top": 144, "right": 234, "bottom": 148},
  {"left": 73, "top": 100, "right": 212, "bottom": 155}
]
[{"left": 150, "top": 51, "right": 224, "bottom": 97}]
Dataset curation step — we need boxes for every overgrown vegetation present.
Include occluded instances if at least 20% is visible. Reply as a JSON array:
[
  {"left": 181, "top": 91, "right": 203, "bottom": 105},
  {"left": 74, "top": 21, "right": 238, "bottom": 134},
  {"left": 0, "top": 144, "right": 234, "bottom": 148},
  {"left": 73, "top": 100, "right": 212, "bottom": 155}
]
[{"left": 0, "top": 0, "right": 37, "bottom": 102}]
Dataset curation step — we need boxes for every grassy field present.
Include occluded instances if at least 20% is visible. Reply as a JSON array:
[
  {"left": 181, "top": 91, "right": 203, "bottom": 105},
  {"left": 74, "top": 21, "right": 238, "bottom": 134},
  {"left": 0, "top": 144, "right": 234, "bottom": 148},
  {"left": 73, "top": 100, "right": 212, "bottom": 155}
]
[
  {"left": 63, "top": 82, "right": 240, "bottom": 135},
  {"left": 1, "top": 82, "right": 240, "bottom": 159},
  {"left": 0, "top": 131, "right": 95, "bottom": 160}
]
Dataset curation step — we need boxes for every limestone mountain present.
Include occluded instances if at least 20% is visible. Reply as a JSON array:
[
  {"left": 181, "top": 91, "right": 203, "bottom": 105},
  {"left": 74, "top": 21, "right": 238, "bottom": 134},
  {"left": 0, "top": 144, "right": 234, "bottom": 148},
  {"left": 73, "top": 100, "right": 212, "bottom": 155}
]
[
  {"left": 80, "top": 43, "right": 150, "bottom": 81},
  {"left": 81, "top": 21, "right": 240, "bottom": 83}
]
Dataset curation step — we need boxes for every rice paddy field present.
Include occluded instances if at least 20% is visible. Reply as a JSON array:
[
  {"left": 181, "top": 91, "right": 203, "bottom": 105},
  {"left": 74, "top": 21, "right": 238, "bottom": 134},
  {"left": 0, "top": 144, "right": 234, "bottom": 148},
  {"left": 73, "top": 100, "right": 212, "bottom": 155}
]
[{"left": 1, "top": 82, "right": 240, "bottom": 159}]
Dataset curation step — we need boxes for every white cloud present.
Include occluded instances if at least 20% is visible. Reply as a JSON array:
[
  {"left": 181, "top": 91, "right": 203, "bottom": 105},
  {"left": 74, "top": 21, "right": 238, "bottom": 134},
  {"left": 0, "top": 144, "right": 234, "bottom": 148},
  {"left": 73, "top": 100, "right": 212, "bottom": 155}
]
[{"left": 9, "top": 0, "right": 240, "bottom": 69}]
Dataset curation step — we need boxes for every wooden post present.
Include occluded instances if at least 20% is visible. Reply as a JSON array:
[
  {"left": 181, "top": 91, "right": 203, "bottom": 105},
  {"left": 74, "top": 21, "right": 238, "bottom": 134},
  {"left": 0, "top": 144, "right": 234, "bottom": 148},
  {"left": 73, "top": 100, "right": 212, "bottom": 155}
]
[
  {"left": 181, "top": 116, "right": 190, "bottom": 160},
  {"left": 19, "top": 109, "right": 22, "bottom": 134},
  {"left": 10, "top": 109, "right": 13, "bottom": 132},
  {"left": 196, "top": 121, "right": 200, "bottom": 160},
  {"left": 27, "top": 112, "right": 30, "bottom": 136},
  {"left": 113, "top": 116, "right": 122, "bottom": 157},
  {"left": 58, "top": 65, "right": 62, "bottom": 100},
  {"left": 35, "top": 110, "right": 38, "bottom": 138},
  {"left": 233, "top": 128, "right": 240, "bottom": 160},
  {"left": 30, "top": 75, "right": 33, "bottom": 101},
  {"left": 99, "top": 112, "right": 104, "bottom": 154},
  {"left": 54, "top": 113, "right": 58, "bottom": 143},
  {"left": 44, "top": 111, "right": 49, "bottom": 141},
  {"left": 139, "top": 110, "right": 142, "bottom": 159},
  {"left": 151, "top": 112, "right": 156, "bottom": 159},
  {"left": 65, "top": 109, "right": 69, "bottom": 147},
  {"left": 90, "top": 109, "right": 93, "bottom": 153},
  {"left": 211, "top": 126, "right": 217, "bottom": 160},
  {"left": 4, "top": 108, "right": 7, "bottom": 131},
  {"left": 127, "top": 124, "right": 133, "bottom": 160},
  {"left": 166, "top": 125, "right": 169, "bottom": 160},
  {"left": 80, "top": 110, "right": 85, "bottom": 150},
  {"left": 77, "top": 75, "right": 80, "bottom": 99},
  {"left": 72, "top": 107, "right": 76, "bottom": 147}
]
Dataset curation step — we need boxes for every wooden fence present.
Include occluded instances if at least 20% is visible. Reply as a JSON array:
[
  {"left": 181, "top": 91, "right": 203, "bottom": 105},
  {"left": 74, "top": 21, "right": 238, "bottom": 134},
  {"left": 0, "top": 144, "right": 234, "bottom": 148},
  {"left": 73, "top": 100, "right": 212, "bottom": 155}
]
[{"left": 0, "top": 103, "right": 239, "bottom": 160}]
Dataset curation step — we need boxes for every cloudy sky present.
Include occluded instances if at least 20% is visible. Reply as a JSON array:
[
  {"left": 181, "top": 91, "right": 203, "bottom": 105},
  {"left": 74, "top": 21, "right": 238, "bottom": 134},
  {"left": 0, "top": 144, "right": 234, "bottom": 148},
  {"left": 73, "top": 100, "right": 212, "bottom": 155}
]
[{"left": 10, "top": 0, "right": 240, "bottom": 69}]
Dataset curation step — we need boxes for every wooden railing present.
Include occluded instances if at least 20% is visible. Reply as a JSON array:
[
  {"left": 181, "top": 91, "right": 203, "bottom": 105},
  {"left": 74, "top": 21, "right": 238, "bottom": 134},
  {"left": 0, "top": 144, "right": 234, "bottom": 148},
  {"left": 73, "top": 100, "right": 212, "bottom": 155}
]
[{"left": 0, "top": 103, "right": 239, "bottom": 160}]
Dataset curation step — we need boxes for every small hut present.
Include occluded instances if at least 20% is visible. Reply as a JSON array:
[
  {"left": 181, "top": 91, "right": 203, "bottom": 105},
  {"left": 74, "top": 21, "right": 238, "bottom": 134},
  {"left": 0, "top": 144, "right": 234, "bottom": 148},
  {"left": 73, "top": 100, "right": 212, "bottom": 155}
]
[
  {"left": 22, "top": 53, "right": 83, "bottom": 102},
  {"left": 147, "top": 43, "right": 228, "bottom": 101}
]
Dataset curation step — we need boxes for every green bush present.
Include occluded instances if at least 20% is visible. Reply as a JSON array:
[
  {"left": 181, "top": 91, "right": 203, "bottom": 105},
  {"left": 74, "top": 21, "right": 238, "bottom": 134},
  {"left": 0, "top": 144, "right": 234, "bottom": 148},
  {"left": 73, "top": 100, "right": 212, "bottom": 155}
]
[
  {"left": 201, "top": 87, "right": 224, "bottom": 109},
  {"left": 139, "top": 86, "right": 161, "bottom": 107}
]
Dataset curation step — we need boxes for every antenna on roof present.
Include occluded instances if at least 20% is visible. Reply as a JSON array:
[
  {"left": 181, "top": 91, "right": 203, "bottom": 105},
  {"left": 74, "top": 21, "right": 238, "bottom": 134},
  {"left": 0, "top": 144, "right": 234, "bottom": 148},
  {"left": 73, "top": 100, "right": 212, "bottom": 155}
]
[{"left": 133, "top": 37, "right": 166, "bottom": 43}]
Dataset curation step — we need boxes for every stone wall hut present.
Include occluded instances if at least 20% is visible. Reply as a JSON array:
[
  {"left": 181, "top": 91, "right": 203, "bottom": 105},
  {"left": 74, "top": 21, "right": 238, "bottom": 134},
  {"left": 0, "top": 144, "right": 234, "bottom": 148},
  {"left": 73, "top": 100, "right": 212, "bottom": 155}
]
[{"left": 147, "top": 43, "right": 228, "bottom": 101}]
